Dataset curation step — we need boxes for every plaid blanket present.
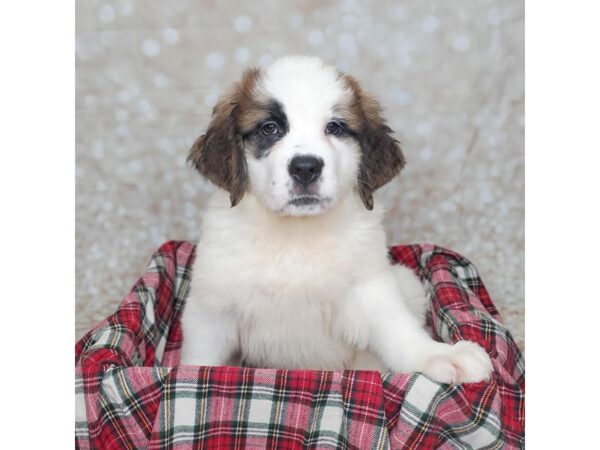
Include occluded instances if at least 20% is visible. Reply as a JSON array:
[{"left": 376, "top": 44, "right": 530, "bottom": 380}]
[{"left": 75, "top": 241, "right": 524, "bottom": 449}]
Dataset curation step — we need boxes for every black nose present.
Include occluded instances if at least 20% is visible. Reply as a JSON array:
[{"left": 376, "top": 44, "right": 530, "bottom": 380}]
[{"left": 289, "top": 155, "right": 324, "bottom": 187}]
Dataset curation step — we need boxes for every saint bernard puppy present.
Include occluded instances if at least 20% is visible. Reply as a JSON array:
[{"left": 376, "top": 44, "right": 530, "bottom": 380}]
[{"left": 181, "top": 56, "right": 492, "bottom": 384}]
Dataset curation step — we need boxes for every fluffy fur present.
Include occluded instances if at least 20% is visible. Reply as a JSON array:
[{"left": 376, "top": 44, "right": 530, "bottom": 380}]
[{"left": 181, "top": 56, "right": 492, "bottom": 383}]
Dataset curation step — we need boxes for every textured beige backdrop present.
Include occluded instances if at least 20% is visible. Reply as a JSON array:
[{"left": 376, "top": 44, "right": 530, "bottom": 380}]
[{"left": 76, "top": 0, "right": 524, "bottom": 350}]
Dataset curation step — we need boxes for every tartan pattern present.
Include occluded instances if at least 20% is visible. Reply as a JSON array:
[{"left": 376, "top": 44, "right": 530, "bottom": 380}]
[{"left": 76, "top": 241, "right": 524, "bottom": 449}]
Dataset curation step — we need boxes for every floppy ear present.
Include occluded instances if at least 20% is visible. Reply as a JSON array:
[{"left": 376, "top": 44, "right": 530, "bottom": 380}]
[
  {"left": 346, "top": 77, "right": 405, "bottom": 210},
  {"left": 187, "top": 94, "right": 248, "bottom": 207}
]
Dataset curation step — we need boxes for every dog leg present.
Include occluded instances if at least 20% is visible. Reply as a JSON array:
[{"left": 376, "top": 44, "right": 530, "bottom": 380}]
[
  {"left": 180, "top": 304, "right": 238, "bottom": 366},
  {"left": 345, "top": 269, "right": 492, "bottom": 384}
]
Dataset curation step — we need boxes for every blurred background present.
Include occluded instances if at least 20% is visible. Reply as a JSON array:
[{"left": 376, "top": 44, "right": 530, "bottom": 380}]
[{"left": 76, "top": 0, "right": 524, "bottom": 349}]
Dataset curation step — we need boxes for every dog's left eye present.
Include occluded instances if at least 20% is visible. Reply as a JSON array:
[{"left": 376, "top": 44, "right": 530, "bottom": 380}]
[
  {"left": 325, "top": 121, "right": 343, "bottom": 136},
  {"left": 261, "top": 122, "right": 279, "bottom": 136}
]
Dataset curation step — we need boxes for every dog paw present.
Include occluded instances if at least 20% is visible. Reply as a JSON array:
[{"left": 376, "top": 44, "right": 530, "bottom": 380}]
[{"left": 421, "top": 341, "right": 493, "bottom": 384}]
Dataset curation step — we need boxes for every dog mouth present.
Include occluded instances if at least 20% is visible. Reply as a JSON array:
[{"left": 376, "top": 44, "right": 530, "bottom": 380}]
[
  {"left": 288, "top": 195, "right": 335, "bottom": 208},
  {"left": 289, "top": 196, "right": 323, "bottom": 207},
  {"left": 278, "top": 195, "right": 334, "bottom": 215}
]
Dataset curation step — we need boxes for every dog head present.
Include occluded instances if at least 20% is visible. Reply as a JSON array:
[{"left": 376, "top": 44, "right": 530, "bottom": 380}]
[{"left": 188, "top": 56, "right": 405, "bottom": 215}]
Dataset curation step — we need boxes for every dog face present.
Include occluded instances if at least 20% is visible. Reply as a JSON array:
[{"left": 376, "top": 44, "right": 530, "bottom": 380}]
[{"left": 188, "top": 56, "right": 405, "bottom": 215}]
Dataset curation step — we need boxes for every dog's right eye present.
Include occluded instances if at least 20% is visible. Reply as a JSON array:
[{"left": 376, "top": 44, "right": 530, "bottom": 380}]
[{"left": 261, "top": 122, "right": 279, "bottom": 136}]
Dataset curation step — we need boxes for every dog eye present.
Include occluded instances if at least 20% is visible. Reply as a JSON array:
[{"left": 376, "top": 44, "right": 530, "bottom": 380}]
[
  {"left": 261, "top": 122, "right": 279, "bottom": 136},
  {"left": 325, "top": 121, "right": 343, "bottom": 135}
]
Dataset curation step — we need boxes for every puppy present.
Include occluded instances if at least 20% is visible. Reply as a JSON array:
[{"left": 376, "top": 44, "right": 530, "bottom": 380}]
[{"left": 180, "top": 56, "right": 492, "bottom": 384}]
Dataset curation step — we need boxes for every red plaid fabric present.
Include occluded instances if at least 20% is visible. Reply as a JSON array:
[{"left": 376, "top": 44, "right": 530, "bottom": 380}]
[{"left": 75, "top": 241, "right": 524, "bottom": 449}]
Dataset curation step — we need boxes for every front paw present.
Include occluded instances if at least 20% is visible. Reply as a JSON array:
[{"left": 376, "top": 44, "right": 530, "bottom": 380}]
[{"left": 421, "top": 341, "right": 493, "bottom": 384}]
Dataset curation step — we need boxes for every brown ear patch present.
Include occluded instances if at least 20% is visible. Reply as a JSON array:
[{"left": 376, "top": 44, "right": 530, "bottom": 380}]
[
  {"left": 187, "top": 68, "right": 264, "bottom": 206},
  {"left": 340, "top": 75, "right": 405, "bottom": 210}
]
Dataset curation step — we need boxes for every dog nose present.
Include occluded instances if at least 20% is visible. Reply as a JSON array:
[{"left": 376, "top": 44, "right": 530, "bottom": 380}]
[{"left": 289, "top": 155, "right": 324, "bottom": 187}]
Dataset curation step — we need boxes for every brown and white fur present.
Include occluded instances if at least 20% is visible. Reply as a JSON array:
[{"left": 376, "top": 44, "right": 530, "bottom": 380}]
[{"left": 181, "top": 56, "right": 492, "bottom": 384}]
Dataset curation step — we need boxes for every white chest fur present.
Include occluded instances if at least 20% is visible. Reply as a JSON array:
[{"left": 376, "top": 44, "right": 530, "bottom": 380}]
[{"left": 184, "top": 192, "right": 390, "bottom": 369}]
